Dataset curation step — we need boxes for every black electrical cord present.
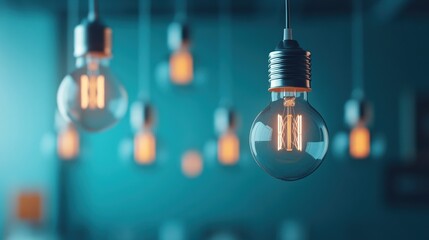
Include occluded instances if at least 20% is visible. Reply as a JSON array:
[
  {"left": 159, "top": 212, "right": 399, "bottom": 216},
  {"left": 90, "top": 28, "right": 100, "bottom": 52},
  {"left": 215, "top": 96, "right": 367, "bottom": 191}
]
[
  {"left": 89, "top": 0, "right": 99, "bottom": 20},
  {"left": 285, "top": 0, "right": 290, "bottom": 29},
  {"left": 284, "top": 0, "right": 293, "bottom": 40}
]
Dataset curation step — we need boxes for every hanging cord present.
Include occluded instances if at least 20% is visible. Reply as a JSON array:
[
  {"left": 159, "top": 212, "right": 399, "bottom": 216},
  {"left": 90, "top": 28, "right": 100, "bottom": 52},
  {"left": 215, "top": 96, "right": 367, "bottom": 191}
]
[
  {"left": 284, "top": 0, "right": 293, "bottom": 40},
  {"left": 88, "top": 0, "right": 98, "bottom": 20},
  {"left": 352, "top": 0, "right": 364, "bottom": 98},
  {"left": 219, "top": 0, "right": 233, "bottom": 105},
  {"left": 67, "top": 0, "right": 79, "bottom": 72},
  {"left": 138, "top": 0, "right": 151, "bottom": 99},
  {"left": 176, "top": 0, "right": 187, "bottom": 20}
]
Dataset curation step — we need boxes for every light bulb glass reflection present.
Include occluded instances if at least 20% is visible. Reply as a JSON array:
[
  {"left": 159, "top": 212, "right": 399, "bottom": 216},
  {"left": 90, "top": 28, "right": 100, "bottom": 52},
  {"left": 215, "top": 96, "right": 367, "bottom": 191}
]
[
  {"left": 57, "top": 124, "right": 79, "bottom": 160},
  {"left": 169, "top": 49, "right": 193, "bottom": 85},
  {"left": 57, "top": 57, "right": 128, "bottom": 132},
  {"left": 349, "top": 124, "right": 370, "bottom": 159},
  {"left": 250, "top": 91, "right": 328, "bottom": 181},
  {"left": 134, "top": 130, "right": 156, "bottom": 165},
  {"left": 218, "top": 131, "right": 240, "bottom": 165}
]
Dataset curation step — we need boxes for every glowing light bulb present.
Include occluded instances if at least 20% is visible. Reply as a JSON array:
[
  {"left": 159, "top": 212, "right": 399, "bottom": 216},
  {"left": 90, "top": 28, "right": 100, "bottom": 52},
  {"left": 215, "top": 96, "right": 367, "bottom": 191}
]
[
  {"left": 134, "top": 130, "right": 156, "bottom": 165},
  {"left": 57, "top": 14, "right": 128, "bottom": 132},
  {"left": 57, "top": 124, "right": 80, "bottom": 160},
  {"left": 250, "top": 91, "right": 329, "bottom": 181},
  {"left": 218, "top": 131, "right": 240, "bottom": 165},
  {"left": 349, "top": 124, "right": 370, "bottom": 159},
  {"left": 57, "top": 57, "right": 128, "bottom": 132},
  {"left": 169, "top": 48, "right": 194, "bottom": 85},
  {"left": 182, "top": 150, "right": 203, "bottom": 178}
]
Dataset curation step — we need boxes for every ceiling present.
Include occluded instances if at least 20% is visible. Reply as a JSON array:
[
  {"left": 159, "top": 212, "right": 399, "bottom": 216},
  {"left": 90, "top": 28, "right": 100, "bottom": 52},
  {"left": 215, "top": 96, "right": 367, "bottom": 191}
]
[{"left": 3, "top": 0, "right": 429, "bottom": 20}]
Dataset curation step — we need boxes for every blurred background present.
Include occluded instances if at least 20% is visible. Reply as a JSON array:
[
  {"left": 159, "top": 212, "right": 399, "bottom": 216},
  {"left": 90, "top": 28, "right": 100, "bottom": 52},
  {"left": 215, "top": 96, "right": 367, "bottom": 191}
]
[{"left": 0, "top": 0, "right": 429, "bottom": 239}]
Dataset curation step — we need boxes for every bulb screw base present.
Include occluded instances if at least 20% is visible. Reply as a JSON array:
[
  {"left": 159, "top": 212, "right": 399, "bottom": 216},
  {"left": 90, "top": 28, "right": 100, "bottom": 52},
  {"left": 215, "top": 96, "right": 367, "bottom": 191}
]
[
  {"left": 74, "top": 18, "right": 112, "bottom": 58},
  {"left": 268, "top": 40, "right": 311, "bottom": 92}
]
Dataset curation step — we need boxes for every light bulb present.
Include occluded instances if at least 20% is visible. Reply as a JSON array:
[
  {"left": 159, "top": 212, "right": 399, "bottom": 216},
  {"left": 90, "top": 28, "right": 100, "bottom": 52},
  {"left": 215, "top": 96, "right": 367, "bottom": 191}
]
[
  {"left": 57, "top": 123, "right": 80, "bottom": 160},
  {"left": 250, "top": 91, "right": 328, "bottom": 180},
  {"left": 134, "top": 130, "right": 156, "bottom": 165},
  {"left": 218, "top": 131, "right": 240, "bottom": 165},
  {"left": 57, "top": 57, "right": 128, "bottom": 131},
  {"left": 349, "top": 124, "right": 370, "bottom": 159},
  {"left": 169, "top": 48, "right": 194, "bottom": 85},
  {"left": 182, "top": 150, "right": 203, "bottom": 178}
]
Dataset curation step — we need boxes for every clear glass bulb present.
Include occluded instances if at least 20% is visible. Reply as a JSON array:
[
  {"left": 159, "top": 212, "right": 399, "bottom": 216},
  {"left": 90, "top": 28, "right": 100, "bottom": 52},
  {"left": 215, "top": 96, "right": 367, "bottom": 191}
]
[
  {"left": 218, "top": 130, "right": 240, "bottom": 166},
  {"left": 134, "top": 129, "right": 156, "bottom": 165},
  {"left": 169, "top": 47, "right": 194, "bottom": 85},
  {"left": 249, "top": 91, "right": 329, "bottom": 181},
  {"left": 57, "top": 57, "right": 128, "bottom": 132},
  {"left": 349, "top": 123, "right": 370, "bottom": 159}
]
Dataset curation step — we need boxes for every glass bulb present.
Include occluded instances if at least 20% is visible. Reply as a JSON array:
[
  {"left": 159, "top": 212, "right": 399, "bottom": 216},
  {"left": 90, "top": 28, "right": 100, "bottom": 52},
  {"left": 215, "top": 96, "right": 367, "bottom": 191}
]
[
  {"left": 134, "top": 130, "right": 156, "bottom": 165},
  {"left": 249, "top": 91, "right": 329, "bottom": 181},
  {"left": 181, "top": 150, "right": 203, "bottom": 178},
  {"left": 57, "top": 124, "right": 79, "bottom": 160},
  {"left": 169, "top": 48, "right": 194, "bottom": 85},
  {"left": 218, "top": 131, "right": 240, "bottom": 166},
  {"left": 57, "top": 57, "right": 128, "bottom": 132},
  {"left": 349, "top": 124, "right": 370, "bottom": 159}
]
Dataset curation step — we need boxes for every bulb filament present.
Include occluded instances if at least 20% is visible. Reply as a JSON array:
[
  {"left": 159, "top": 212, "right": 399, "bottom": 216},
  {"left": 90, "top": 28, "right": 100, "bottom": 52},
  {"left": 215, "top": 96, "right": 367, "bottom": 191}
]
[
  {"left": 277, "top": 97, "right": 303, "bottom": 152},
  {"left": 80, "top": 75, "right": 105, "bottom": 109}
]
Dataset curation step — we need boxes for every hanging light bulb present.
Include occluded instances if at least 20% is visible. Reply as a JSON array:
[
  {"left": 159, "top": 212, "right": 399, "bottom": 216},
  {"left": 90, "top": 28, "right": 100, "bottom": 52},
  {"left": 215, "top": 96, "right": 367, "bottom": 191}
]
[
  {"left": 168, "top": 21, "right": 193, "bottom": 85},
  {"left": 182, "top": 150, "right": 203, "bottom": 178},
  {"left": 215, "top": 108, "right": 240, "bottom": 166},
  {"left": 249, "top": 0, "right": 329, "bottom": 181},
  {"left": 57, "top": 0, "right": 128, "bottom": 132},
  {"left": 57, "top": 123, "right": 80, "bottom": 160},
  {"left": 131, "top": 102, "right": 156, "bottom": 165},
  {"left": 344, "top": 92, "right": 372, "bottom": 159},
  {"left": 54, "top": 111, "right": 80, "bottom": 160}
]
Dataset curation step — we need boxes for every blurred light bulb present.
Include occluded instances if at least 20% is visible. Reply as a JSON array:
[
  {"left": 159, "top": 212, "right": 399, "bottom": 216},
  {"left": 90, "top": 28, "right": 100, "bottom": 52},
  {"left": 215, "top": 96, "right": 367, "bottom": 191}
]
[
  {"left": 182, "top": 150, "right": 203, "bottom": 178},
  {"left": 218, "top": 131, "right": 240, "bottom": 165},
  {"left": 349, "top": 124, "right": 370, "bottom": 159},
  {"left": 250, "top": 91, "right": 329, "bottom": 181},
  {"left": 57, "top": 57, "right": 128, "bottom": 131},
  {"left": 57, "top": 124, "right": 79, "bottom": 160},
  {"left": 169, "top": 49, "right": 194, "bottom": 85},
  {"left": 134, "top": 130, "right": 156, "bottom": 165}
]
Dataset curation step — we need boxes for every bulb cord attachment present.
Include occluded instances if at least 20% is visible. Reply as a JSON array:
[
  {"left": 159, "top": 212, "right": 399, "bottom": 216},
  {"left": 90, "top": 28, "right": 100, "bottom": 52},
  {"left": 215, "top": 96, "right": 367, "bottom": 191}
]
[
  {"left": 284, "top": 0, "right": 293, "bottom": 40},
  {"left": 88, "top": 0, "right": 99, "bottom": 20},
  {"left": 268, "top": 40, "right": 311, "bottom": 92}
]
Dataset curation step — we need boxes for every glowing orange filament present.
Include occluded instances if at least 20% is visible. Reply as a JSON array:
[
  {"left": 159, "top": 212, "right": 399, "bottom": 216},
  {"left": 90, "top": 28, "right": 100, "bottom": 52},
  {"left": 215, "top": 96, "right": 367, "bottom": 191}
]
[
  {"left": 349, "top": 125, "right": 370, "bottom": 159},
  {"left": 169, "top": 50, "right": 194, "bottom": 85},
  {"left": 80, "top": 74, "right": 105, "bottom": 109},
  {"left": 277, "top": 114, "right": 303, "bottom": 152}
]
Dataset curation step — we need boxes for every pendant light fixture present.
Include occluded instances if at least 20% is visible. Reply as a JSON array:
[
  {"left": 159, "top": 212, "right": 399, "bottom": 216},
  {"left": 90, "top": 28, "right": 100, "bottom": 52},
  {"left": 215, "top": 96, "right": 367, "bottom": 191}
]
[
  {"left": 57, "top": 0, "right": 128, "bottom": 132},
  {"left": 249, "top": 0, "right": 329, "bottom": 181},
  {"left": 168, "top": 0, "right": 193, "bottom": 85},
  {"left": 333, "top": 0, "right": 385, "bottom": 160},
  {"left": 215, "top": 0, "right": 240, "bottom": 166},
  {"left": 130, "top": 0, "right": 157, "bottom": 165},
  {"left": 157, "top": 0, "right": 198, "bottom": 88}
]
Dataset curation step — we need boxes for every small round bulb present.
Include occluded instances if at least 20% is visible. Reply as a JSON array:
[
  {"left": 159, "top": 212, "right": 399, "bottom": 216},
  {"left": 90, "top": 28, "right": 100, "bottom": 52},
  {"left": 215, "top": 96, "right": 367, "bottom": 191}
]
[
  {"left": 250, "top": 91, "right": 328, "bottom": 181},
  {"left": 57, "top": 57, "right": 128, "bottom": 132}
]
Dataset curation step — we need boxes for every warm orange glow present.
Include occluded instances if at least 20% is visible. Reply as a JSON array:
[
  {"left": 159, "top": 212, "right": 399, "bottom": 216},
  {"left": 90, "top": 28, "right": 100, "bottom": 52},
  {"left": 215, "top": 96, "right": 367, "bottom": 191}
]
[
  {"left": 218, "top": 132, "right": 240, "bottom": 165},
  {"left": 57, "top": 125, "right": 79, "bottom": 160},
  {"left": 349, "top": 125, "right": 370, "bottom": 159},
  {"left": 16, "top": 192, "right": 43, "bottom": 223},
  {"left": 134, "top": 131, "right": 156, "bottom": 165},
  {"left": 277, "top": 113, "right": 303, "bottom": 152},
  {"left": 182, "top": 151, "right": 202, "bottom": 178},
  {"left": 80, "top": 74, "right": 105, "bottom": 109},
  {"left": 169, "top": 50, "right": 193, "bottom": 85}
]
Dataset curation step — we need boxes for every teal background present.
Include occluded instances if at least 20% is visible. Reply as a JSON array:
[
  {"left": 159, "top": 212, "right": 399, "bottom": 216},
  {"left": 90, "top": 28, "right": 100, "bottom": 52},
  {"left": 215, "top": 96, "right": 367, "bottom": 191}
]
[{"left": 0, "top": 1, "right": 429, "bottom": 239}]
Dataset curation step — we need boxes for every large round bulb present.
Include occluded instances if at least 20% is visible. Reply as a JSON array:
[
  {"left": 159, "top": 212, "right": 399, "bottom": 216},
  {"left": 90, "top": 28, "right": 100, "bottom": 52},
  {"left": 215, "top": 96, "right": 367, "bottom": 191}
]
[
  {"left": 57, "top": 57, "right": 128, "bottom": 132},
  {"left": 249, "top": 91, "right": 329, "bottom": 181}
]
